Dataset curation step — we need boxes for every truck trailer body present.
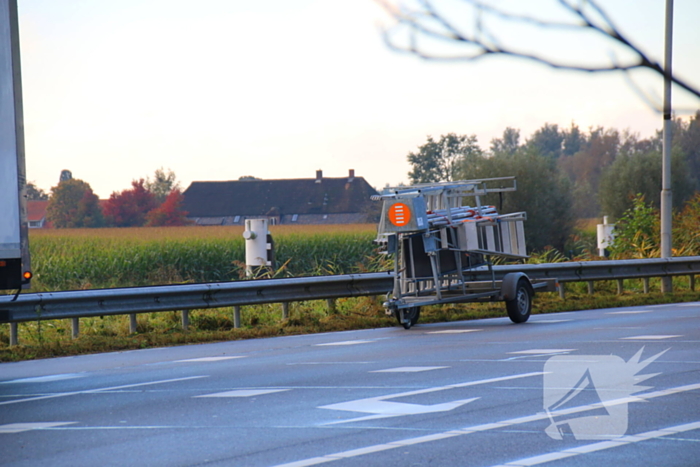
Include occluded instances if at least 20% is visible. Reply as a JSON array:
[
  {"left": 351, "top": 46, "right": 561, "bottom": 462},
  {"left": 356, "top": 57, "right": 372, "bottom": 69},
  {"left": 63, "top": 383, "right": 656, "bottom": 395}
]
[{"left": 0, "top": 0, "right": 31, "bottom": 290}]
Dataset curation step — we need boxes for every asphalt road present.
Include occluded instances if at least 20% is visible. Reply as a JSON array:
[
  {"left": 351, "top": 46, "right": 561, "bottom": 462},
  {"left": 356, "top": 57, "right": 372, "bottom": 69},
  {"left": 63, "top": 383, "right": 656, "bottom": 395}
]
[{"left": 1, "top": 302, "right": 699, "bottom": 466}]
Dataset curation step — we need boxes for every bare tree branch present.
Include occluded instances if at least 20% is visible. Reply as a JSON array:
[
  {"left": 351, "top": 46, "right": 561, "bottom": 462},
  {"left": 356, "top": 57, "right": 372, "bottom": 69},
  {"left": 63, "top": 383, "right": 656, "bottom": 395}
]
[{"left": 377, "top": 0, "right": 700, "bottom": 104}]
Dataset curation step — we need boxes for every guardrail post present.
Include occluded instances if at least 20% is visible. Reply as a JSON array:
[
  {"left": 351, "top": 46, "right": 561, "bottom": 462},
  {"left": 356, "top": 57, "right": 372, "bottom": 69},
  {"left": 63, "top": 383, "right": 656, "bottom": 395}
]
[
  {"left": 282, "top": 302, "right": 290, "bottom": 320},
  {"left": 643, "top": 278, "right": 650, "bottom": 294},
  {"left": 587, "top": 281, "right": 594, "bottom": 295},
  {"left": 71, "top": 318, "right": 79, "bottom": 339},
  {"left": 558, "top": 283, "right": 566, "bottom": 300},
  {"left": 616, "top": 279, "right": 624, "bottom": 295},
  {"left": 327, "top": 298, "right": 337, "bottom": 314},
  {"left": 129, "top": 313, "right": 137, "bottom": 333},
  {"left": 690, "top": 275, "right": 696, "bottom": 291},
  {"left": 181, "top": 310, "right": 189, "bottom": 331},
  {"left": 10, "top": 323, "right": 18, "bottom": 346},
  {"left": 233, "top": 306, "right": 241, "bottom": 328}
]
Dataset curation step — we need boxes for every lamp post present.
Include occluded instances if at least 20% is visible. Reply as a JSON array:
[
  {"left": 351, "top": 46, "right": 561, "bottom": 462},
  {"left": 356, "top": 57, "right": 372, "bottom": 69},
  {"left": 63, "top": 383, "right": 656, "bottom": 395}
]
[{"left": 660, "top": 0, "right": 673, "bottom": 293}]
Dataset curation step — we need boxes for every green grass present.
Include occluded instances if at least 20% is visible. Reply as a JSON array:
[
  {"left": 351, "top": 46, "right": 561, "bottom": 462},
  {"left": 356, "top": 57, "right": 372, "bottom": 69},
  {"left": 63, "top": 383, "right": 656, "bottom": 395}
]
[
  {"left": 2, "top": 226, "right": 697, "bottom": 362},
  {"left": 2, "top": 278, "right": 698, "bottom": 362}
]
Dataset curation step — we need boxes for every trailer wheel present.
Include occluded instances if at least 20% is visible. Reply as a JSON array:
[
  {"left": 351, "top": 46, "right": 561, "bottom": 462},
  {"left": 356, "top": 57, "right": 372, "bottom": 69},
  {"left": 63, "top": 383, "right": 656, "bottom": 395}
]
[
  {"left": 506, "top": 279, "right": 532, "bottom": 323},
  {"left": 397, "top": 307, "right": 421, "bottom": 329}
]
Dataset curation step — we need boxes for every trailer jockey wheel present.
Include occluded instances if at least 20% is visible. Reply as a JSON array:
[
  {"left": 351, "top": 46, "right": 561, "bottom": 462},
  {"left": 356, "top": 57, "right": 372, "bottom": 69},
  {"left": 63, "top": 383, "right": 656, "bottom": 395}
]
[
  {"left": 397, "top": 307, "right": 421, "bottom": 329},
  {"left": 506, "top": 278, "right": 532, "bottom": 324}
]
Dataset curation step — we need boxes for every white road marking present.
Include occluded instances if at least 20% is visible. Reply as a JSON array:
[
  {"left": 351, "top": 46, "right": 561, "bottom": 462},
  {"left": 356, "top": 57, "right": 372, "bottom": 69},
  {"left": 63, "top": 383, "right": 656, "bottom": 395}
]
[
  {"left": 174, "top": 356, "right": 244, "bottom": 363},
  {"left": 491, "top": 421, "right": 700, "bottom": 467},
  {"left": 194, "top": 389, "right": 290, "bottom": 398},
  {"left": 530, "top": 320, "right": 572, "bottom": 324},
  {"left": 620, "top": 335, "right": 682, "bottom": 340},
  {"left": 678, "top": 303, "right": 700, "bottom": 307},
  {"left": 370, "top": 366, "right": 449, "bottom": 373},
  {"left": 508, "top": 349, "right": 575, "bottom": 355},
  {"left": 0, "top": 375, "right": 209, "bottom": 406},
  {"left": 607, "top": 310, "right": 653, "bottom": 315},
  {"left": 0, "top": 422, "right": 76, "bottom": 434},
  {"left": 1, "top": 374, "right": 85, "bottom": 384},
  {"left": 315, "top": 340, "right": 373, "bottom": 346},
  {"left": 319, "top": 372, "right": 543, "bottom": 425},
  {"left": 287, "top": 362, "right": 373, "bottom": 365},
  {"left": 275, "top": 382, "right": 700, "bottom": 467},
  {"left": 427, "top": 329, "right": 482, "bottom": 334}
]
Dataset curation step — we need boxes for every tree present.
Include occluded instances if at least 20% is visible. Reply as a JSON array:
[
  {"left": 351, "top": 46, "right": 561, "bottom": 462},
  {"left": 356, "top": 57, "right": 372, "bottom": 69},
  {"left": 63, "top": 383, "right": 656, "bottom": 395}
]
[
  {"left": 489, "top": 127, "right": 520, "bottom": 157},
  {"left": 558, "top": 126, "right": 621, "bottom": 218},
  {"left": 25, "top": 181, "right": 48, "bottom": 201},
  {"left": 145, "top": 189, "right": 192, "bottom": 227},
  {"left": 408, "top": 133, "right": 482, "bottom": 183},
  {"left": 562, "top": 122, "right": 586, "bottom": 157},
  {"left": 103, "top": 179, "right": 158, "bottom": 227},
  {"left": 599, "top": 148, "right": 694, "bottom": 220},
  {"left": 527, "top": 123, "right": 563, "bottom": 160},
  {"left": 677, "top": 111, "right": 700, "bottom": 191},
  {"left": 456, "top": 146, "right": 575, "bottom": 251},
  {"left": 46, "top": 179, "right": 104, "bottom": 228},
  {"left": 145, "top": 167, "right": 180, "bottom": 204},
  {"left": 379, "top": 0, "right": 700, "bottom": 104}
]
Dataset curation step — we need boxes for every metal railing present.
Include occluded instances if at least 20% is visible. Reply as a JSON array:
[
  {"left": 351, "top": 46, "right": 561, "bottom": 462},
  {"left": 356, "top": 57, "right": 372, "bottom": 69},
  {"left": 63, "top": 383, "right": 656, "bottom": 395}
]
[{"left": 2, "top": 257, "right": 700, "bottom": 344}]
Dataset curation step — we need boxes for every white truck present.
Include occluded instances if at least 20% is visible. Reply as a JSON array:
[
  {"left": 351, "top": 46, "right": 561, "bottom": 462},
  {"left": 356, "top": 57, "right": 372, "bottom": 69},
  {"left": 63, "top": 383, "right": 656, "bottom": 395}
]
[{"left": 0, "top": 0, "right": 31, "bottom": 291}]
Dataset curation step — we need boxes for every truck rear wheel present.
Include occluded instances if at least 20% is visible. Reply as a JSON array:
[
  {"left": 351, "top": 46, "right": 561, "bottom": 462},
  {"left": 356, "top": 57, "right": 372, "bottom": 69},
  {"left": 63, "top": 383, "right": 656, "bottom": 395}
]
[{"left": 506, "top": 279, "right": 532, "bottom": 323}]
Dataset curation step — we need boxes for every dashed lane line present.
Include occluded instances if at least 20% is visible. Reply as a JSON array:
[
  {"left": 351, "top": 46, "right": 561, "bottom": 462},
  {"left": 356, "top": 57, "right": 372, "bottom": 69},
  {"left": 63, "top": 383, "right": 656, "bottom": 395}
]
[{"left": 0, "top": 376, "right": 209, "bottom": 406}]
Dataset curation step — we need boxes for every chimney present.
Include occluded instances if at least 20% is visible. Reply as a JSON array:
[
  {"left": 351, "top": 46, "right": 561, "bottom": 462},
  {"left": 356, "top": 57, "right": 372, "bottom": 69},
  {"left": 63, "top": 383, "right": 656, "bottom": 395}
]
[
  {"left": 348, "top": 169, "right": 355, "bottom": 182},
  {"left": 315, "top": 170, "right": 322, "bottom": 183}
]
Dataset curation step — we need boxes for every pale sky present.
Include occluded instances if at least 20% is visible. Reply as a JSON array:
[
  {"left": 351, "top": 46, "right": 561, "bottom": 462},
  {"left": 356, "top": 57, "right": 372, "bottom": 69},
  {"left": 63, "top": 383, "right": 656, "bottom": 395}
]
[{"left": 16, "top": 0, "right": 700, "bottom": 198}]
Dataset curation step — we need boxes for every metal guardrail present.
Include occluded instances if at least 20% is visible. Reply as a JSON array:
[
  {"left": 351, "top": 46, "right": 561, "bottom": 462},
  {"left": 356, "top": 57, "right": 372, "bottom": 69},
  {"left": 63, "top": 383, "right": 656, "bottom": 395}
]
[
  {"left": 1, "top": 257, "right": 699, "bottom": 335},
  {"left": 462, "top": 256, "right": 700, "bottom": 283},
  {"left": 0, "top": 272, "right": 394, "bottom": 324}
]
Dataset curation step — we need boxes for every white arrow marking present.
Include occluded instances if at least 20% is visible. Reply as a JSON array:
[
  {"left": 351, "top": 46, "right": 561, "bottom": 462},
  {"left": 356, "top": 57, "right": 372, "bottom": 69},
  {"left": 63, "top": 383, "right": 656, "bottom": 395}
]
[{"left": 319, "top": 371, "right": 544, "bottom": 425}]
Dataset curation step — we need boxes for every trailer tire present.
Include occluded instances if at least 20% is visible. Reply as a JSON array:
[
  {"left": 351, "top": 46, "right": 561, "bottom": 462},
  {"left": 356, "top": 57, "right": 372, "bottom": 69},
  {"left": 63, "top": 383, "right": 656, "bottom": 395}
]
[
  {"left": 397, "top": 307, "right": 421, "bottom": 329},
  {"left": 506, "top": 279, "right": 532, "bottom": 323}
]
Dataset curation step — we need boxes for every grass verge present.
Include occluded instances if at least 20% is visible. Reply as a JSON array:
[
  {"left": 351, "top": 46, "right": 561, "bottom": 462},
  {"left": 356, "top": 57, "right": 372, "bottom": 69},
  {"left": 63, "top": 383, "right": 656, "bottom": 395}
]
[{"left": 2, "top": 280, "right": 698, "bottom": 362}]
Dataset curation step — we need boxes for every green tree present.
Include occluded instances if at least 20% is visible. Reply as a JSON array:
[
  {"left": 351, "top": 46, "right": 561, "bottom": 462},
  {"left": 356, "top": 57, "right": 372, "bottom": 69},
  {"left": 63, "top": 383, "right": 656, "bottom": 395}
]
[
  {"left": 609, "top": 195, "right": 658, "bottom": 259},
  {"left": 676, "top": 111, "right": 700, "bottom": 191},
  {"left": 490, "top": 127, "right": 520, "bottom": 157},
  {"left": 407, "top": 133, "right": 482, "bottom": 183},
  {"left": 145, "top": 167, "right": 180, "bottom": 204},
  {"left": 599, "top": 148, "right": 694, "bottom": 220},
  {"left": 25, "top": 181, "right": 48, "bottom": 201},
  {"left": 562, "top": 122, "right": 586, "bottom": 157},
  {"left": 457, "top": 147, "right": 575, "bottom": 251},
  {"left": 526, "top": 123, "right": 563, "bottom": 160},
  {"left": 46, "top": 179, "right": 104, "bottom": 228}
]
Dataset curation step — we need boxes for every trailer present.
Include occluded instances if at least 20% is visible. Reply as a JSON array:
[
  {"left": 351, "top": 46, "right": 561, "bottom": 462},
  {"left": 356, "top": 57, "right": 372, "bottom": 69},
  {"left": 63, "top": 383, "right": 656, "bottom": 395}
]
[
  {"left": 374, "top": 178, "right": 555, "bottom": 329},
  {"left": 0, "top": 0, "right": 32, "bottom": 292}
]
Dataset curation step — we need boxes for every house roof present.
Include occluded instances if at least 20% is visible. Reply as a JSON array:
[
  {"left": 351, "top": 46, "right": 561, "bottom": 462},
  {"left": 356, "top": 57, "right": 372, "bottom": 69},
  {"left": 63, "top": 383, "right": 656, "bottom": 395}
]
[
  {"left": 182, "top": 173, "right": 377, "bottom": 218},
  {"left": 27, "top": 200, "right": 49, "bottom": 222}
]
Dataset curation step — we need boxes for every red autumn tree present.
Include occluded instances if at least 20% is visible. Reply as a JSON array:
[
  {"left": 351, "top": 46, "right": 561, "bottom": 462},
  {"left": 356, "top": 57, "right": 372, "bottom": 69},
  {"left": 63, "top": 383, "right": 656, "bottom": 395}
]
[
  {"left": 103, "top": 179, "right": 158, "bottom": 227},
  {"left": 145, "top": 189, "right": 192, "bottom": 227}
]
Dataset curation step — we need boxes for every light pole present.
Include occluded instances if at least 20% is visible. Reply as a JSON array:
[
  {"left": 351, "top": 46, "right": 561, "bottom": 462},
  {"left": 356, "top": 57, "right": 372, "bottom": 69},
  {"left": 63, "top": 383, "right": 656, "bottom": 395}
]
[{"left": 660, "top": 0, "right": 673, "bottom": 293}]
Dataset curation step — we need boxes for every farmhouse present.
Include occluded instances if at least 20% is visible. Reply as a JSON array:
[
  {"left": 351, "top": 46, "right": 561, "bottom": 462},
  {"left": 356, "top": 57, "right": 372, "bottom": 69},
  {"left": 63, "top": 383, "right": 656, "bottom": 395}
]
[{"left": 181, "top": 170, "right": 378, "bottom": 225}]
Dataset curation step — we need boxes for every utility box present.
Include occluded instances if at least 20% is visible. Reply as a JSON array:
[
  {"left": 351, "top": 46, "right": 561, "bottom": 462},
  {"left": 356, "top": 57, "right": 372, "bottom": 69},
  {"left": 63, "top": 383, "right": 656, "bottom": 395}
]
[
  {"left": 243, "top": 218, "right": 274, "bottom": 276},
  {"left": 597, "top": 216, "right": 615, "bottom": 257}
]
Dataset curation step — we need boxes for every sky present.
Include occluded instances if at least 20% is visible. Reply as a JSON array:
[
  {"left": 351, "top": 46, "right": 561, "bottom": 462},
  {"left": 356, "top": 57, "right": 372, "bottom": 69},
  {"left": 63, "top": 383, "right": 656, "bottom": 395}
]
[{"left": 15, "top": 0, "right": 700, "bottom": 198}]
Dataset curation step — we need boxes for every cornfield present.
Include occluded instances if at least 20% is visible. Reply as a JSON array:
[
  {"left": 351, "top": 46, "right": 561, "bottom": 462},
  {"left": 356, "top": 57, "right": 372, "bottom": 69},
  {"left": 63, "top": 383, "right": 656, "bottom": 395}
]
[{"left": 27, "top": 225, "right": 386, "bottom": 291}]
